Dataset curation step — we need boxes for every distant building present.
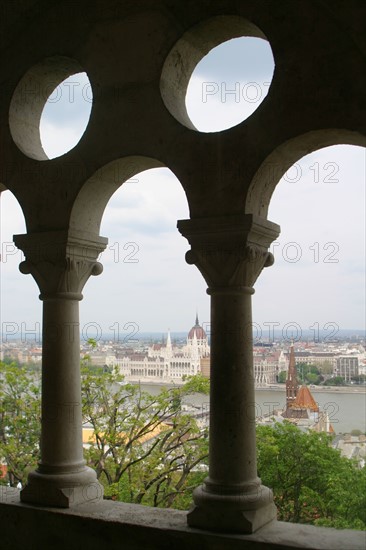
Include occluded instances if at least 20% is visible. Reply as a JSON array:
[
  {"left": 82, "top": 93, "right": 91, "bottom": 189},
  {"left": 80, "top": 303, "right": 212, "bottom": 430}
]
[
  {"left": 277, "top": 350, "right": 288, "bottom": 373},
  {"left": 332, "top": 434, "right": 366, "bottom": 468},
  {"left": 289, "top": 350, "right": 336, "bottom": 369},
  {"left": 334, "top": 356, "right": 359, "bottom": 381},
  {"left": 193, "top": 347, "right": 279, "bottom": 385},
  {"left": 117, "top": 315, "right": 210, "bottom": 382},
  {"left": 279, "top": 345, "right": 334, "bottom": 434},
  {"left": 253, "top": 356, "right": 278, "bottom": 386}
]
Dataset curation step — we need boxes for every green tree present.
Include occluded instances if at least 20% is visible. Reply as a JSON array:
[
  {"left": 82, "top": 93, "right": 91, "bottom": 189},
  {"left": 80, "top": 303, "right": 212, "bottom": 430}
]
[
  {"left": 278, "top": 370, "right": 287, "bottom": 384},
  {"left": 296, "top": 363, "right": 323, "bottom": 385},
  {"left": 324, "top": 376, "right": 345, "bottom": 386},
  {"left": 2, "top": 359, "right": 365, "bottom": 528},
  {"left": 257, "top": 422, "right": 366, "bottom": 529},
  {"left": 317, "top": 361, "right": 334, "bottom": 375},
  {"left": 81, "top": 367, "right": 209, "bottom": 509},
  {"left": 351, "top": 375, "right": 366, "bottom": 385},
  {"left": 0, "top": 362, "right": 41, "bottom": 487},
  {"left": 181, "top": 372, "right": 210, "bottom": 395}
]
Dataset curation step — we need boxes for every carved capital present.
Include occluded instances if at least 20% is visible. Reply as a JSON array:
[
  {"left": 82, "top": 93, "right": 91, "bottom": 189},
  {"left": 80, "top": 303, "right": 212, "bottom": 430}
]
[
  {"left": 14, "top": 230, "right": 108, "bottom": 299},
  {"left": 177, "top": 215, "right": 280, "bottom": 290}
]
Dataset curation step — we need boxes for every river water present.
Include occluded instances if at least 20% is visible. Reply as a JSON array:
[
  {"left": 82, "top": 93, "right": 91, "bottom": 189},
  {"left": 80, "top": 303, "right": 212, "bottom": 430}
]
[{"left": 140, "top": 383, "right": 366, "bottom": 434}]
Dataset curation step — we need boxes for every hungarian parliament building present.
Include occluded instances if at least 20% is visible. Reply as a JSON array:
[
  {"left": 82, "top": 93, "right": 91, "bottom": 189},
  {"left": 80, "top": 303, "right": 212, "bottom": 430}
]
[
  {"left": 6, "top": 316, "right": 363, "bottom": 385},
  {"left": 115, "top": 315, "right": 285, "bottom": 385},
  {"left": 116, "top": 315, "right": 210, "bottom": 382}
]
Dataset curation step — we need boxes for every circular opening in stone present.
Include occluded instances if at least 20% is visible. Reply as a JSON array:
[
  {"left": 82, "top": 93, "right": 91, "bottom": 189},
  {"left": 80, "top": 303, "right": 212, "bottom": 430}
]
[
  {"left": 186, "top": 37, "right": 274, "bottom": 132},
  {"left": 9, "top": 56, "right": 93, "bottom": 161},
  {"left": 40, "top": 72, "right": 93, "bottom": 159},
  {"left": 160, "top": 15, "right": 274, "bottom": 132}
]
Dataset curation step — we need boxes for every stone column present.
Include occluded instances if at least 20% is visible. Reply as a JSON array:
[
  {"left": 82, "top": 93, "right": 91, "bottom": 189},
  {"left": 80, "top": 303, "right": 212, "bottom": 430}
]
[
  {"left": 14, "top": 230, "right": 107, "bottom": 507},
  {"left": 178, "top": 214, "right": 280, "bottom": 533}
]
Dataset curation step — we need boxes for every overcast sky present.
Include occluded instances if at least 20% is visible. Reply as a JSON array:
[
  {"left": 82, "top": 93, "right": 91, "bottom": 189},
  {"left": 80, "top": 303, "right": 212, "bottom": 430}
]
[{"left": 0, "top": 37, "right": 365, "bottom": 341}]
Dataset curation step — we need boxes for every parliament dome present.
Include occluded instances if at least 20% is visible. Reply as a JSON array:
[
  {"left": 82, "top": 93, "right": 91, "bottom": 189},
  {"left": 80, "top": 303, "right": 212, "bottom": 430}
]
[{"left": 188, "top": 314, "right": 207, "bottom": 340}]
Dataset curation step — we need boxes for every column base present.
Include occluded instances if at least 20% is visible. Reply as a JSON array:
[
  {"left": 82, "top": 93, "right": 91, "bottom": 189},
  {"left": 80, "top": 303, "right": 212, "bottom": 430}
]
[
  {"left": 20, "top": 467, "right": 103, "bottom": 508},
  {"left": 187, "top": 483, "right": 277, "bottom": 533}
]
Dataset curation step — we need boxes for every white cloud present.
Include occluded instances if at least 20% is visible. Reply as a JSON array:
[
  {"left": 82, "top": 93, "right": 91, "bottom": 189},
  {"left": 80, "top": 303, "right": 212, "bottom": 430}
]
[
  {"left": 185, "top": 36, "right": 274, "bottom": 132},
  {"left": 1, "top": 56, "right": 364, "bottom": 335},
  {"left": 39, "top": 72, "right": 92, "bottom": 158},
  {"left": 40, "top": 119, "right": 89, "bottom": 159},
  {"left": 253, "top": 145, "right": 365, "bottom": 330},
  {"left": 186, "top": 74, "right": 271, "bottom": 131}
]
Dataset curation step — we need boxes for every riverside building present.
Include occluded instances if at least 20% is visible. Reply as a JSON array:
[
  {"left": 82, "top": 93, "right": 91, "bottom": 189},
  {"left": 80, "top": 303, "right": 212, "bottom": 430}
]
[{"left": 117, "top": 315, "right": 210, "bottom": 382}]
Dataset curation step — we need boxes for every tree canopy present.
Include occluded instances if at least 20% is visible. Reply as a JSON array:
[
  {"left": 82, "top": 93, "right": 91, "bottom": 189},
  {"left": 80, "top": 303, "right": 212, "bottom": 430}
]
[
  {"left": 0, "top": 363, "right": 41, "bottom": 487},
  {"left": 0, "top": 360, "right": 365, "bottom": 530},
  {"left": 81, "top": 366, "right": 209, "bottom": 508},
  {"left": 257, "top": 422, "right": 366, "bottom": 530}
]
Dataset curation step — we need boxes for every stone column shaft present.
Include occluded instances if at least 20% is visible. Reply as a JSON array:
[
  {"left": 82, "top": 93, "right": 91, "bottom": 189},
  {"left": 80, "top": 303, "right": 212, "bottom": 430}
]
[
  {"left": 178, "top": 214, "right": 280, "bottom": 533},
  {"left": 40, "top": 298, "right": 84, "bottom": 473},
  {"left": 208, "top": 288, "right": 257, "bottom": 490},
  {"left": 14, "top": 230, "right": 107, "bottom": 507}
]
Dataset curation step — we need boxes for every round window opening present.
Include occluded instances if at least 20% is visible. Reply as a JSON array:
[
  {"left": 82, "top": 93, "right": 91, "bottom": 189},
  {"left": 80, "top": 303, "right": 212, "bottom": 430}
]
[
  {"left": 160, "top": 16, "right": 275, "bottom": 132},
  {"left": 9, "top": 57, "right": 93, "bottom": 160},
  {"left": 186, "top": 37, "right": 274, "bottom": 132},
  {"left": 40, "top": 72, "right": 92, "bottom": 159}
]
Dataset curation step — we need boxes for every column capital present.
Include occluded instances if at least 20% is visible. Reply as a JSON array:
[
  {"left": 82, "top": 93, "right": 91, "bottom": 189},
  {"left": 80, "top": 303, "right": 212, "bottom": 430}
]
[
  {"left": 14, "top": 230, "right": 108, "bottom": 299},
  {"left": 177, "top": 214, "right": 280, "bottom": 290}
]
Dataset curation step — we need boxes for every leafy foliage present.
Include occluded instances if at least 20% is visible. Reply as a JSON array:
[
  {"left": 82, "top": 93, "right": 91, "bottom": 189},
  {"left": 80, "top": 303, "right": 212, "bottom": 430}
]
[
  {"left": 278, "top": 365, "right": 323, "bottom": 385},
  {"left": 324, "top": 376, "right": 346, "bottom": 386},
  {"left": 278, "top": 370, "right": 287, "bottom": 383},
  {"left": 181, "top": 373, "right": 210, "bottom": 395},
  {"left": 257, "top": 422, "right": 366, "bottom": 530},
  {"left": 296, "top": 363, "right": 323, "bottom": 385},
  {"left": 1, "top": 359, "right": 365, "bottom": 530},
  {"left": 81, "top": 367, "right": 209, "bottom": 508},
  {"left": 0, "top": 362, "right": 41, "bottom": 487}
]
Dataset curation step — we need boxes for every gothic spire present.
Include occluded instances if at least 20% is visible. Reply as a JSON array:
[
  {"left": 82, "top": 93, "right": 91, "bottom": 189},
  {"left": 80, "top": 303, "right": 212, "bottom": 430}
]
[
  {"left": 285, "top": 343, "right": 298, "bottom": 410},
  {"left": 167, "top": 328, "right": 172, "bottom": 348}
]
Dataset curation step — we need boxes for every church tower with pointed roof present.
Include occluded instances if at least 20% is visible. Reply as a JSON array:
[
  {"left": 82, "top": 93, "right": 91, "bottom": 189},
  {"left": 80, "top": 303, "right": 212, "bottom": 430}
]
[
  {"left": 292, "top": 385, "right": 319, "bottom": 412},
  {"left": 282, "top": 345, "right": 331, "bottom": 430},
  {"left": 285, "top": 344, "right": 298, "bottom": 411}
]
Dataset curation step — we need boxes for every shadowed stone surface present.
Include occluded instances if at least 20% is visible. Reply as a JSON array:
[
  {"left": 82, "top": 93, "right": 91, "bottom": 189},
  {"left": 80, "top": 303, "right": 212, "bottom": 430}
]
[
  {"left": 1, "top": 489, "right": 365, "bottom": 550},
  {"left": 0, "top": 0, "right": 365, "bottom": 545}
]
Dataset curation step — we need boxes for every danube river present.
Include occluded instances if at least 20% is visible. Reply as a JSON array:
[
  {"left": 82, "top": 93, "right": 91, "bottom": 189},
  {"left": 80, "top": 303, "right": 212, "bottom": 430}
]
[
  {"left": 254, "top": 388, "right": 365, "bottom": 434},
  {"left": 140, "top": 383, "right": 366, "bottom": 434}
]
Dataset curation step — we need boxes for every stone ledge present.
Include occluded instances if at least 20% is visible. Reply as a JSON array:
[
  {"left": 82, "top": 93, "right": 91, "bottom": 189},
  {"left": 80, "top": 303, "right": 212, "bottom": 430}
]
[{"left": 0, "top": 489, "right": 365, "bottom": 550}]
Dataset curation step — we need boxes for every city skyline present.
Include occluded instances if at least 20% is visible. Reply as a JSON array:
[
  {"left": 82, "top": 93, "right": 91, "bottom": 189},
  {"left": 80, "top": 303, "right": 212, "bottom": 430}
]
[{"left": 0, "top": 37, "right": 365, "bottom": 336}]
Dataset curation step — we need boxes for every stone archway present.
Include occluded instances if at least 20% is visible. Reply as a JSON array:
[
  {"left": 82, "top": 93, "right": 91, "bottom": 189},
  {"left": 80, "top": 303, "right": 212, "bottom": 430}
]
[{"left": 246, "top": 129, "right": 366, "bottom": 218}]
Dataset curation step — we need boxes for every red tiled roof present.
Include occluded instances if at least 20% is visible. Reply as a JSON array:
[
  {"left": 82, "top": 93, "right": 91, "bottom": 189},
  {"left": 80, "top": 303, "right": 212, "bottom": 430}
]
[{"left": 292, "top": 385, "right": 319, "bottom": 412}]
